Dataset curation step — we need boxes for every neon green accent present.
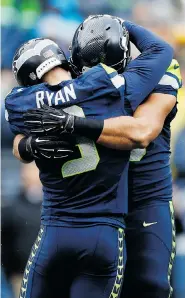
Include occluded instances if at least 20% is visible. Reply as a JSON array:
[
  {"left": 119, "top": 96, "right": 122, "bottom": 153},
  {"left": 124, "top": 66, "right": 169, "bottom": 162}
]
[
  {"left": 143, "top": 221, "right": 157, "bottom": 227},
  {"left": 167, "top": 201, "right": 176, "bottom": 298},
  {"left": 167, "top": 59, "right": 182, "bottom": 83},
  {"left": 100, "top": 63, "right": 116, "bottom": 74},
  {"left": 62, "top": 137, "right": 100, "bottom": 178},
  {"left": 19, "top": 226, "right": 44, "bottom": 298},
  {"left": 61, "top": 106, "right": 100, "bottom": 178},
  {"left": 109, "top": 228, "right": 124, "bottom": 298},
  {"left": 129, "top": 148, "right": 146, "bottom": 162}
]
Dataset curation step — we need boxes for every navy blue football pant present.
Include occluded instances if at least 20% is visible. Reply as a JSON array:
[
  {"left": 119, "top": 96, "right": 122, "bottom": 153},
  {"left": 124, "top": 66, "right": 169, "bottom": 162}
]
[
  {"left": 19, "top": 224, "right": 124, "bottom": 298},
  {"left": 121, "top": 199, "right": 176, "bottom": 298}
]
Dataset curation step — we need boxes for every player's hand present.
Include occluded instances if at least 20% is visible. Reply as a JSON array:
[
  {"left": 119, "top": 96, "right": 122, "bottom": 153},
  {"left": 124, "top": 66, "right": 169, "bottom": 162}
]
[
  {"left": 23, "top": 104, "right": 75, "bottom": 135},
  {"left": 25, "top": 135, "right": 75, "bottom": 159}
]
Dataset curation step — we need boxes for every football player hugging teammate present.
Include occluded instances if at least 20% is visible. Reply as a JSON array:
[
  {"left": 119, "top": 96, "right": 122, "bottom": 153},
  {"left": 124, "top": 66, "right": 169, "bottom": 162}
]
[{"left": 5, "top": 15, "right": 182, "bottom": 298}]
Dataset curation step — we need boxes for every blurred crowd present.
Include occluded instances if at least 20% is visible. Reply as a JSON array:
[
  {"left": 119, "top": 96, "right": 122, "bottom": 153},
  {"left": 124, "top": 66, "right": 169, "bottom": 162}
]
[{"left": 1, "top": 1, "right": 185, "bottom": 298}]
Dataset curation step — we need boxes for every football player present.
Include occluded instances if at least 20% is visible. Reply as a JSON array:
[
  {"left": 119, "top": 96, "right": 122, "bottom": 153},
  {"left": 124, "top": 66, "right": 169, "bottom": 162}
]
[
  {"left": 24, "top": 15, "right": 182, "bottom": 298},
  {"left": 69, "top": 16, "right": 182, "bottom": 298},
  {"left": 5, "top": 17, "right": 175, "bottom": 298}
]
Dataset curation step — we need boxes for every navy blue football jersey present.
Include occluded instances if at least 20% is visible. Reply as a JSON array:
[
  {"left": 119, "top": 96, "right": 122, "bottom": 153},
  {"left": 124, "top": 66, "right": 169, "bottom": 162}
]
[
  {"left": 6, "top": 64, "right": 129, "bottom": 228},
  {"left": 124, "top": 59, "right": 182, "bottom": 203},
  {"left": 6, "top": 20, "right": 175, "bottom": 224}
]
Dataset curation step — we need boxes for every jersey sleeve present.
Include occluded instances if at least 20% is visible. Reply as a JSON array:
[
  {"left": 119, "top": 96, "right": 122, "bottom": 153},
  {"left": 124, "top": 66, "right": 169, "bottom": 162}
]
[
  {"left": 5, "top": 87, "right": 36, "bottom": 136},
  {"left": 5, "top": 83, "right": 56, "bottom": 136},
  {"left": 5, "top": 109, "right": 27, "bottom": 135},
  {"left": 122, "top": 21, "right": 174, "bottom": 112},
  {"left": 153, "top": 59, "right": 182, "bottom": 96}
]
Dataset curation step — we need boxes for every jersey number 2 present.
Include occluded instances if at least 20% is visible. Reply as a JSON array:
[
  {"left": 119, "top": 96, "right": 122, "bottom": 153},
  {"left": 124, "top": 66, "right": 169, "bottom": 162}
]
[{"left": 61, "top": 106, "right": 100, "bottom": 178}]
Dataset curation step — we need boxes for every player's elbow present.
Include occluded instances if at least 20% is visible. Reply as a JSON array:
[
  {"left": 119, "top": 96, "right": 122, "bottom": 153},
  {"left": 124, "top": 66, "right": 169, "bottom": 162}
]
[
  {"left": 152, "top": 41, "right": 174, "bottom": 69},
  {"left": 162, "top": 41, "right": 174, "bottom": 56},
  {"left": 162, "top": 42, "right": 174, "bottom": 64},
  {"left": 132, "top": 125, "right": 152, "bottom": 149},
  {"left": 154, "top": 39, "right": 174, "bottom": 56}
]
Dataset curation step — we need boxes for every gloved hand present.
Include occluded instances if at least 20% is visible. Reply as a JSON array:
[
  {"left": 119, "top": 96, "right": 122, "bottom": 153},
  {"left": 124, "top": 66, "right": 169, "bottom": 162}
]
[
  {"left": 19, "top": 135, "right": 75, "bottom": 160},
  {"left": 24, "top": 104, "right": 104, "bottom": 142},
  {"left": 24, "top": 104, "right": 75, "bottom": 135}
]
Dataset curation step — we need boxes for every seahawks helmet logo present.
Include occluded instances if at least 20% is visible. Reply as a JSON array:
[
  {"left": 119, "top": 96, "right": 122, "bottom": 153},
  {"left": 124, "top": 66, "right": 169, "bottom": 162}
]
[{"left": 29, "top": 72, "right": 37, "bottom": 80}]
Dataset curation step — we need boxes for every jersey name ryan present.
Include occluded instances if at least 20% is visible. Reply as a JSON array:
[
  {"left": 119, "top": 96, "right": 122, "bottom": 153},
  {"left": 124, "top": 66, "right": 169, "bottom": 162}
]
[{"left": 36, "top": 83, "right": 77, "bottom": 108}]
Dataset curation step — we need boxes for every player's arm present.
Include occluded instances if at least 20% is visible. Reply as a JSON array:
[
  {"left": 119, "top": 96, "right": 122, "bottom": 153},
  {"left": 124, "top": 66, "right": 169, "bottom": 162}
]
[
  {"left": 22, "top": 95, "right": 175, "bottom": 151},
  {"left": 5, "top": 91, "right": 75, "bottom": 162},
  {"left": 22, "top": 93, "right": 176, "bottom": 151},
  {"left": 13, "top": 134, "right": 32, "bottom": 163},
  {"left": 23, "top": 62, "right": 180, "bottom": 150},
  {"left": 12, "top": 133, "right": 75, "bottom": 162},
  {"left": 95, "top": 60, "right": 181, "bottom": 150},
  {"left": 123, "top": 21, "right": 174, "bottom": 108},
  {"left": 97, "top": 93, "right": 176, "bottom": 150},
  {"left": 95, "top": 63, "right": 180, "bottom": 150}
]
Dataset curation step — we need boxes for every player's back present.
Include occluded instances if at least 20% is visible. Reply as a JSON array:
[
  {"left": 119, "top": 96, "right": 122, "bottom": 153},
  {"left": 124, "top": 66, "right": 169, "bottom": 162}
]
[
  {"left": 128, "top": 110, "right": 176, "bottom": 203},
  {"left": 124, "top": 59, "right": 182, "bottom": 205},
  {"left": 6, "top": 64, "right": 129, "bottom": 227}
]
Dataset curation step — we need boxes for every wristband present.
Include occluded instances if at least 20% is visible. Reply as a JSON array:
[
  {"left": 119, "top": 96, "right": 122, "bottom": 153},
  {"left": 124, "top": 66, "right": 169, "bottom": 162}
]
[
  {"left": 18, "top": 137, "right": 34, "bottom": 162},
  {"left": 74, "top": 117, "right": 104, "bottom": 141}
]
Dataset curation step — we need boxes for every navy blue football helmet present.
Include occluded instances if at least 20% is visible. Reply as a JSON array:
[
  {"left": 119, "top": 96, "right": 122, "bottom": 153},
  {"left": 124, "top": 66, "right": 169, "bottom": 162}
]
[
  {"left": 13, "top": 38, "right": 69, "bottom": 86},
  {"left": 70, "top": 15, "right": 131, "bottom": 76}
]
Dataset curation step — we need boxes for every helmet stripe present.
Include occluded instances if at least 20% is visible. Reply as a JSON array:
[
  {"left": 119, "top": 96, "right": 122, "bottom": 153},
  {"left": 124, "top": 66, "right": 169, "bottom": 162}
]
[{"left": 15, "top": 39, "right": 58, "bottom": 70}]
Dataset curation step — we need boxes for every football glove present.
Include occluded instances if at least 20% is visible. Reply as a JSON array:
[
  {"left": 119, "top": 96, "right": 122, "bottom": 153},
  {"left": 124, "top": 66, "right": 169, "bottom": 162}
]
[
  {"left": 24, "top": 104, "right": 74, "bottom": 135},
  {"left": 24, "top": 104, "right": 104, "bottom": 141},
  {"left": 19, "top": 135, "right": 75, "bottom": 160}
]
